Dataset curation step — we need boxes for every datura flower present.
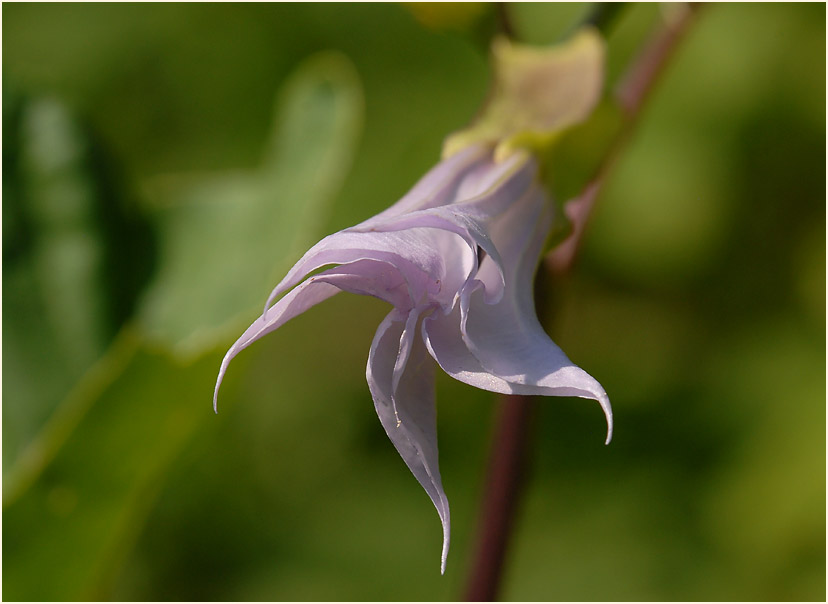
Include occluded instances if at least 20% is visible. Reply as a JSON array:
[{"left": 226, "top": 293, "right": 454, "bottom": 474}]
[{"left": 214, "top": 143, "right": 612, "bottom": 573}]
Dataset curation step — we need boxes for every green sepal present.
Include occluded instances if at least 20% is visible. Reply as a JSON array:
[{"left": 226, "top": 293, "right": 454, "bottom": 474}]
[
  {"left": 535, "top": 98, "right": 623, "bottom": 256},
  {"left": 538, "top": 97, "right": 624, "bottom": 203},
  {"left": 443, "top": 28, "right": 606, "bottom": 161}
]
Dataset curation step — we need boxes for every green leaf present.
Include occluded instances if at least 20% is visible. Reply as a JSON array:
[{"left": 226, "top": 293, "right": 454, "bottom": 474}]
[
  {"left": 2, "top": 330, "right": 233, "bottom": 601},
  {"left": 139, "top": 52, "right": 364, "bottom": 356},
  {"left": 2, "top": 91, "right": 154, "bottom": 475},
  {"left": 3, "top": 51, "right": 364, "bottom": 601}
]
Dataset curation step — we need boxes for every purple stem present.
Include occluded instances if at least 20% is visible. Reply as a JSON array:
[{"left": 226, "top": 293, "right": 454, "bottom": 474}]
[{"left": 464, "top": 394, "right": 535, "bottom": 602}]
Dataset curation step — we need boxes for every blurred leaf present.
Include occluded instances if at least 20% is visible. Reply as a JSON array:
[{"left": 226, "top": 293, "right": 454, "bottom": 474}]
[
  {"left": 2, "top": 330, "right": 231, "bottom": 601},
  {"left": 139, "top": 52, "right": 364, "bottom": 356},
  {"left": 2, "top": 91, "right": 154, "bottom": 476},
  {"left": 403, "top": 2, "right": 489, "bottom": 32},
  {"left": 2, "top": 51, "right": 365, "bottom": 601}
]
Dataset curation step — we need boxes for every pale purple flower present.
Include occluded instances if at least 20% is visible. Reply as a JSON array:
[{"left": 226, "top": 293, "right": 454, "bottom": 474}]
[{"left": 214, "top": 143, "right": 612, "bottom": 573}]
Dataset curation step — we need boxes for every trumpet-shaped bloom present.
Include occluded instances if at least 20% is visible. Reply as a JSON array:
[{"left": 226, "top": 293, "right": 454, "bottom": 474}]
[{"left": 214, "top": 144, "right": 612, "bottom": 573}]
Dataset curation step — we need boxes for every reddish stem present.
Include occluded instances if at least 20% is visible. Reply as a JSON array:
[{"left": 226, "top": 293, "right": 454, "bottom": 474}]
[
  {"left": 550, "top": 4, "right": 700, "bottom": 273},
  {"left": 463, "top": 395, "right": 534, "bottom": 602},
  {"left": 463, "top": 6, "right": 701, "bottom": 601}
]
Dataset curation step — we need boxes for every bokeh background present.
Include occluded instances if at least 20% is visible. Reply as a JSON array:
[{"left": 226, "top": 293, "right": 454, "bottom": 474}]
[{"left": 3, "top": 3, "right": 825, "bottom": 601}]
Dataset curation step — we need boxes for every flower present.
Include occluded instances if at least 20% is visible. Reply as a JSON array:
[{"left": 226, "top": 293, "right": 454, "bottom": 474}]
[{"left": 214, "top": 143, "right": 612, "bottom": 573}]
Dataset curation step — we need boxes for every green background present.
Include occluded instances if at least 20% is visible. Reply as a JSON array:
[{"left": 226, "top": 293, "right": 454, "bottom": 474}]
[{"left": 3, "top": 3, "right": 825, "bottom": 600}]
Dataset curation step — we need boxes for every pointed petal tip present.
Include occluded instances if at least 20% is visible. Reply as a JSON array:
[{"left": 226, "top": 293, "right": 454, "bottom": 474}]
[
  {"left": 214, "top": 346, "right": 238, "bottom": 416},
  {"left": 440, "top": 508, "right": 450, "bottom": 575},
  {"left": 213, "top": 369, "right": 224, "bottom": 414},
  {"left": 601, "top": 394, "right": 613, "bottom": 445}
]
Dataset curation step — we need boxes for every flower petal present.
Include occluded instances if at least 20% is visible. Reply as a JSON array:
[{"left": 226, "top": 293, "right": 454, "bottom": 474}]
[
  {"left": 215, "top": 259, "right": 414, "bottom": 411},
  {"left": 261, "top": 231, "right": 435, "bottom": 311},
  {"left": 313, "top": 258, "right": 412, "bottom": 310},
  {"left": 262, "top": 149, "right": 541, "bottom": 315},
  {"left": 425, "top": 295, "right": 612, "bottom": 445},
  {"left": 360, "top": 144, "right": 490, "bottom": 224},
  {"left": 468, "top": 184, "right": 612, "bottom": 442},
  {"left": 427, "top": 180, "right": 613, "bottom": 443},
  {"left": 423, "top": 302, "right": 518, "bottom": 393},
  {"left": 357, "top": 150, "right": 540, "bottom": 305},
  {"left": 366, "top": 309, "right": 450, "bottom": 574}
]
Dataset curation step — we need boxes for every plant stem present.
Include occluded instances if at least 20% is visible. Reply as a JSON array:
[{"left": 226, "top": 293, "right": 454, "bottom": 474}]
[
  {"left": 494, "top": 2, "right": 516, "bottom": 39},
  {"left": 549, "top": 3, "right": 701, "bottom": 273},
  {"left": 462, "top": 5, "right": 702, "bottom": 601},
  {"left": 463, "top": 395, "right": 534, "bottom": 602}
]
